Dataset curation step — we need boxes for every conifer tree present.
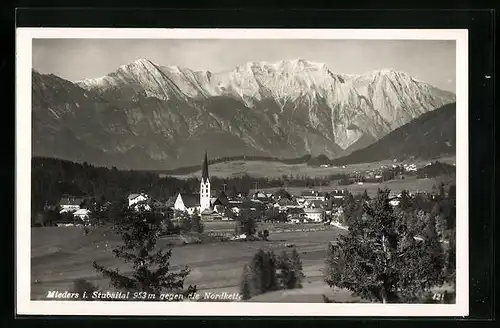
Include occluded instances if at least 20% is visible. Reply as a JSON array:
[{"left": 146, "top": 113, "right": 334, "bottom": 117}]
[
  {"left": 92, "top": 201, "right": 194, "bottom": 296},
  {"left": 324, "top": 242, "right": 345, "bottom": 287},
  {"left": 399, "top": 190, "right": 412, "bottom": 211},
  {"left": 239, "top": 264, "right": 252, "bottom": 300},
  {"left": 277, "top": 250, "right": 293, "bottom": 289},
  {"left": 290, "top": 248, "right": 305, "bottom": 288},
  {"left": 361, "top": 189, "right": 370, "bottom": 202},
  {"left": 324, "top": 188, "right": 445, "bottom": 303},
  {"left": 341, "top": 192, "right": 356, "bottom": 226},
  {"left": 444, "top": 227, "right": 456, "bottom": 286},
  {"left": 190, "top": 208, "right": 204, "bottom": 233}
]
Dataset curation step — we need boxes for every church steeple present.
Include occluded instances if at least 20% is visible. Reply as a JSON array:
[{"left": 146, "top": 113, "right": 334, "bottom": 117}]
[
  {"left": 200, "top": 151, "right": 211, "bottom": 212},
  {"left": 202, "top": 151, "right": 209, "bottom": 182}
]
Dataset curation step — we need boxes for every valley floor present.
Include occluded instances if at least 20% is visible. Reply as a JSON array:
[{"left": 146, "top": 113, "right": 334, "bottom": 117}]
[
  {"left": 31, "top": 225, "right": 343, "bottom": 301},
  {"left": 31, "top": 222, "right": 455, "bottom": 303}
]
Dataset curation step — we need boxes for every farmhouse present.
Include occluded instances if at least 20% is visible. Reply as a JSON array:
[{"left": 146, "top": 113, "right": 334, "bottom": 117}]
[
  {"left": 303, "top": 199, "right": 325, "bottom": 209},
  {"left": 300, "top": 191, "right": 327, "bottom": 201},
  {"left": 128, "top": 193, "right": 148, "bottom": 207},
  {"left": 389, "top": 198, "right": 401, "bottom": 207},
  {"left": 127, "top": 193, "right": 151, "bottom": 211},
  {"left": 59, "top": 196, "right": 85, "bottom": 213},
  {"left": 73, "top": 208, "right": 90, "bottom": 222},
  {"left": 303, "top": 208, "right": 325, "bottom": 222},
  {"left": 274, "top": 198, "right": 299, "bottom": 212},
  {"left": 287, "top": 207, "right": 306, "bottom": 220}
]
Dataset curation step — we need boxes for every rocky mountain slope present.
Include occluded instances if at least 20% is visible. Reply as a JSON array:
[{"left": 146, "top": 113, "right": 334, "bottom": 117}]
[
  {"left": 32, "top": 58, "right": 456, "bottom": 169},
  {"left": 332, "top": 102, "right": 456, "bottom": 165}
]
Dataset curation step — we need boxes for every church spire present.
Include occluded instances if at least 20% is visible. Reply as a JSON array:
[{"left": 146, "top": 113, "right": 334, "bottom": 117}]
[{"left": 202, "top": 151, "right": 209, "bottom": 182}]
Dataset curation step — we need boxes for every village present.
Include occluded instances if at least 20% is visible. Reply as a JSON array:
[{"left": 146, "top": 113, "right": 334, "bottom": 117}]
[
  {"left": 51, "top": 155, "right": 426, "bottom": 230},
  {"left": 48, "top": 153, "right": 445, "bottom": 230}
]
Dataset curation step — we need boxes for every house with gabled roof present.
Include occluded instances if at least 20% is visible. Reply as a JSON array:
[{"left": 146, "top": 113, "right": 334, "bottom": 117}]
[
  {"left": 128, "top": 193, "right": 148, "bottom": 206},
  {"left": 304, "top": 199, "right": 326, "bottom": 209},
  {"left": 73, "top": 208, "right": 90, "bottom": 222},
  {"left": 173, "top": 193, "right": 201, "bottom": 215},
  {"left": 59, "top": 196, "right": 85, "bottom": 213}
]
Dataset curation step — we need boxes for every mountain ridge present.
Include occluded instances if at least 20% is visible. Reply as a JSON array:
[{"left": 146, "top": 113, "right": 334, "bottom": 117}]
[
  {"left": 32, "top": 58, "right": 456, "bottom": 169},
  {"left": 332, "top": 102, "right": 456, "bottom": 165}
]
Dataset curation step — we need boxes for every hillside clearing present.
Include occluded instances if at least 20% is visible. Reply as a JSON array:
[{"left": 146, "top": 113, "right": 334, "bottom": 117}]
[{"left": 163, "top": 156, "right": 456, "bottom": 179}]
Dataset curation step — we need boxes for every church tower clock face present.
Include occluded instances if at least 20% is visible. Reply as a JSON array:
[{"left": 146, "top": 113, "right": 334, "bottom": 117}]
[{"left": 200, "top": 151, "right": 211, "bottom": 212}]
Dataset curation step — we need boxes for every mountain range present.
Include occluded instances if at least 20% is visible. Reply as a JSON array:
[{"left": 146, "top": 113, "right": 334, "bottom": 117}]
[
  {"left": 332, "top": 102, "right": 456, "bottom": 165},
  {"left": 32, "top": 58, "right": 456, "bottom": 170}
]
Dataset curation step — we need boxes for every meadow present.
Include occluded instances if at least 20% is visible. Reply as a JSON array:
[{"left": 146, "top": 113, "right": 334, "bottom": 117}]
[
  {"left": 164, "top": 156, "right": 456, "bottom": 179},
  {"left": 31, "top": 224, "right": 346, "bottom": 301},
  {"left": 253, "top": 175, "right": 453, "bottom": 198}
]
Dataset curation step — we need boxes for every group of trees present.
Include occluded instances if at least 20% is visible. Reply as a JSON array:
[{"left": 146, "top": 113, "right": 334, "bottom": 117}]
[
  {"left": 233, "top": 209, "right": 270, "bottom": 241},
  {"left": 172, "top": 209, "right": 205, "bottom": 234},
  {"left": 325, "top": 185, "right": 456, "bottom": 303},
  {"left": 240, "top": 248, "right": 304, "bottom": 300}
]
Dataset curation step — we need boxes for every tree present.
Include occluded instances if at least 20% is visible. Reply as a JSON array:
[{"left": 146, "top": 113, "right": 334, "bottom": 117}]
[
  {"left": 325, "top": 188, "right": 446, "bottom": 303},
  {"left": 274, "top": 188, "right": 292, "bottom": 200},
  {"left": 190, "top": 209, "right": 204, "bottom": 233},
  {"left": 277, "top": 250, "right": 293, "bottom": 289},
  {"left": 341, "top": 192, "right": 356, "bottom": 226},
  {"left": 177, "top": 211, "right": 193, "bottom": 232},
  {"left": 239, "top": 264, "right": 252, "bottom": 300},
  {"left": 361, "top": 190, "right": 370, "bottom": 202},
  {"left": 92, "top": 203, "right": 194, "bottom": 296},
  {"left": 324, "top": 242, "right": 345, "bottom": 287},
  {"left": 422, "top": 214, "right": 446, "bottom": 282},
  {"left": 42, "top": 205, "right": 62, "bottom": 226},
  {"left": 399, "top": 190, "right": 412, "bottom": 211},
  {"left": 290, "top": 248, "right": 305, "bottom": 288},
  {"left": 160, "top": 217, "right": 176, "bottom": 235},
  {"left": 235, "top": 209, "right": 257, "bottom": 236},
  {"left": 277, "top": 249, "right": 304, "bottom": 290},
  {"left": 240, "top": 249, "right": 279, "bottom": 299},
  {"left": 444, "top": 227, "right": 456, "bottom": 286},
  {"left": 264, "top": 207, "right": 276, "bottom": 222},
  {"left": 260, "top": 250, "right": 279, "bottom": 292}
]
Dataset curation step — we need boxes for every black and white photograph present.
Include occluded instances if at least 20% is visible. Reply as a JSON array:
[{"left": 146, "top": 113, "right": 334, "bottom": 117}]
[{"left": 16, "top": 28, "right": 468, "bottom": 316}]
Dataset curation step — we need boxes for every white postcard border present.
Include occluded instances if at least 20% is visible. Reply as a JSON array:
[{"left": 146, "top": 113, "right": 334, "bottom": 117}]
[{"left": 16, "top": 28, "right": 469, "bottom": 317}]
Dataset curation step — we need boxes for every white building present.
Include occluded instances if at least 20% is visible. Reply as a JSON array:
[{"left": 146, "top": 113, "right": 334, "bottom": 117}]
[
  {"left": 300, "top": 191, "right": 327, "bottom": 202},
  {"left": 304, "top": 208, "right": 325, "bottom": 222},
  {"left": 73, "top": 208, "right": 90, "bottom": 222},
  {"left": 174, "top": 193, "right": 200, "bottom": 215},
  {"left": 59, "top": 196, "right": 84, "bottom": 213},
  {"left": 128, "top": 193, "right": 151, "bottom": 211}
]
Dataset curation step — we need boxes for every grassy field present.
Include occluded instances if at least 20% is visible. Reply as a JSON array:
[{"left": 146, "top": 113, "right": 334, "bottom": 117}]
[
  {"left": 253, "top": 175, "right": 454, "bottom": 198},
  {"left": 31, "top": 224, "right": 345, "bottom": 301},
  {"left": 165, "top": 156, "right": 456, "bottom": 179}
]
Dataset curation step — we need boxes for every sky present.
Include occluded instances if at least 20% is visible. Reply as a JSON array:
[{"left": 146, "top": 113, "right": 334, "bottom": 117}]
[{"left": 32, "top": 39, "right": 456, "bottom": 92}]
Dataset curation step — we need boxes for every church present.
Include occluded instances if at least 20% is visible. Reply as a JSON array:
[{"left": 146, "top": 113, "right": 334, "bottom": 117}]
[{"left": 172, "top": 152, "right": 226, "bottom": 217}]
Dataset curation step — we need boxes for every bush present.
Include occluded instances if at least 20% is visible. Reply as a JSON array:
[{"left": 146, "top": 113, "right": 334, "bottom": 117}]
[{"left": 257, "top": 229, "right": 270, "bottom": 241}]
